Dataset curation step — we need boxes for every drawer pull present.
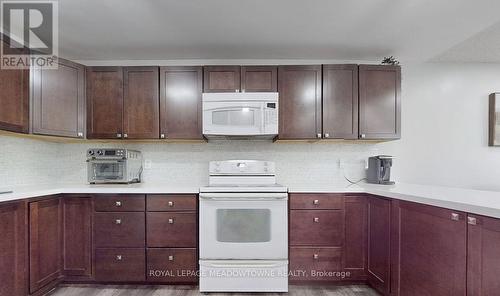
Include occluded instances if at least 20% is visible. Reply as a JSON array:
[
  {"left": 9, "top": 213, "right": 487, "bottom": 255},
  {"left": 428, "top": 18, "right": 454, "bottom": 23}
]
[
  {"left": 451, "top": 213, "right": 460, "bottom": 221},
  {"left": 168, "top": 201, "right": 174, "bottom": 207},
  {"left": 168, "top": 218, "right": 174, "bottom": 224},
  {"left": 468, "top": 216, "right": 477, "bottom": 225},
  {"left": 115, "top": 201, "right": 122, "bottom": 207},
  {"left": 115, "top": 219, "right": 122, "bottom": 225},
  {"left": 313, "top": 254, "right": 319, "bottom": 260},
  {"left": 313, "top": 217, "right": 320, "bottom": 223},
  {"left": 116, "top": 255, "right": 122, "bottom": 261},
  {"left": 313, "top": 199, "right": 319, "bottom": 205},
  {"left": 168, "top": 255, "right": 174, "bottom": 261}
]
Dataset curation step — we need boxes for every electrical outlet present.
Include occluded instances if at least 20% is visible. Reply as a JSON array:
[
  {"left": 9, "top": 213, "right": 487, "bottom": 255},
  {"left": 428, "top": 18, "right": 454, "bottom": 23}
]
[{"left": 144, "top": 159, "right": 152, "bottom": 169}]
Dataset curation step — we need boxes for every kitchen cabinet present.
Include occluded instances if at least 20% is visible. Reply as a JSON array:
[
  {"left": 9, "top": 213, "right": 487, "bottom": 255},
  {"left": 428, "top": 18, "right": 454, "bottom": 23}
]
[
  {"left": 359, "top": 65, "right": 401, "bottom": 140},
  {"left": 322, "top": 64, "right": 358, "bottom": 139},
  {"left": 93, "top": 194, "right": 145, "bottom": 212},
  {"left": 147, "top": 248, "right": 198, "bottom": 283},
  {"left": 94, "top": 212, "right": 145, "bottom": 248},
  {"left": 0, "top": 201, "right": 27, "bottom": 296},
  {"left": 86, "top": 67, "right": 124, "bottom": 139},
  {"left": 467, "top": 214, "right": 500, "bottom": 295},
  {"left": 344, "top": 194, "right": 367, "bottom": 280},
  {"left": 391, "top": 200, "right": 467, "bottom": 296},
  {"left": 95, "top": 248, "right": 145, "bottom": 282},
  {"left": 62, "top": 196, "right": 92, "bottom": 279},
  {"left": 203, "top": 65, "right": 277, "bottom": 93},
  {"left": 123, "top": 66, "right": 159, "bottom": 139},
  {"left": 160, "top": 66, "right": 203, "bottom": 139},
  {"left": 366, "top": 195, "right": 391, "bottom": 295},
  {"left": 278, "top": 65, "right": 322, "bottom": 140},
  {"left": 31, "top": 58, "right": 86, "bottom": 138},
  {"left": 29, "top": 196, "right": 63, "bottom": 294},
  {"left": 147, "top": 194, "right": 197, "bottom": 211},
  {"left": 0, "top": 39, "right": 30, "bottom": 133}
]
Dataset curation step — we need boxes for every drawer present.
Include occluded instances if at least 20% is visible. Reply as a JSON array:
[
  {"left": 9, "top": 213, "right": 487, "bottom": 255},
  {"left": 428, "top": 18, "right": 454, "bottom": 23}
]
[
  {"left": 290, "top": 210, "right": 343, "bottom": 246},
  {"left": 94, "top": 212, "right": 145, "bottom": 247},
  {"left": 290, "top": 247, "right": 342, "bottom": 281},
  {"left": 95, "top": 248, "right": 145, "bottom": 282},
  {"left": 147, "top": 194, "right": 197, "bottom": 211},
  {"left": 147, "top": 212, "right": 197, "bottom": 247},
  {"left": 147, "top": 248, "right": 198, "bottom": 283},
  {"left": 290, "top": 193, "right": 344, "bottom": 210},
  {"left": 94, "top": 194, "right": 145, "bottom": 212}
]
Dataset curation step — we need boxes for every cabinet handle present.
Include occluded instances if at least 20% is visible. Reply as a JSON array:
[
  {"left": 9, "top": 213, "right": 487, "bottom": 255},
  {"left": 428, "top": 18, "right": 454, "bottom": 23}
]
[
  {"left": 115, "top": 201, "right": 122, "bottom": 207},
  {"left": 241, "top": 89, "right": 245, "bottom": 93},
  {"left": 168, "top": 255, "right": 174, "bottom": 261},
  {"left": 467, "top": 216, "right": 477, "bottom": 225},
  {"left": 160, "top": 133, "right": 166, "bottom": 139},
  {"left": 313, "top": 217, "right": 320, "bottom": 223},
  {"left": 168, "top": 201, "right": 174, "bottom": 207},
  {"left": 313, "top": 254, "right": 319, "bottom": 260},
  {"left": 123, "top": 133, "right": 128, "bottom": 139},
  {"left": 235, "top": 89, "right": 239, "bottom": 93},
  {"left": 451, "top": 213, "right": 460, "bottom": 221},
  {"left": 115, "top": 219, "right": 122, "bottom": 225},
  {"left": 168, "top": 218, "right": 174, "bottom": 224},
  {"left": 77, "top": 132, "right": 83, "bottom": 138},
  {"left": 316, "top": 133, "right": 322, "bottom": 138},
  {"left": 324, "top": 133, "right": 330, "bottom": 138},
  {"left": 116, "top": 133, "right": 122, "bottom": 138},
  {"left": 360, "top": 134, "right": 366, "bottom": 139},
  {"left": 116, "top": 255, "right": 122, "bottom": 261},
  {"left": 313, "top": 199, "right": 319, "bottom": 205}
]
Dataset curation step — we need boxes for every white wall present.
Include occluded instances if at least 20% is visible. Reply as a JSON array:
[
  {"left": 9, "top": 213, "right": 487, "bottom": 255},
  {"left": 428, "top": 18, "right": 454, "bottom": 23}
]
[
  {"left": 381, "top": 62, "right": 500, "bottom": 191},
  {"left": 2, "top": 62, "right": 500, "bottom": 191}
]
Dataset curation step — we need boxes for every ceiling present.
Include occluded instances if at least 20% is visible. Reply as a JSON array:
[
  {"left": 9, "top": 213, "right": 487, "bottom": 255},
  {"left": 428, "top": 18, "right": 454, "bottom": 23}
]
[{"left": 43, "top": 0, "right": 500, "bottom": 62}]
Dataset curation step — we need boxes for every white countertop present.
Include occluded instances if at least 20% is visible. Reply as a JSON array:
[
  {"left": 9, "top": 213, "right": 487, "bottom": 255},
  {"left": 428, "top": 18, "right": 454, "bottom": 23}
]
[{"left": 1, "top": 182, "right": 500, "bottom": 219}]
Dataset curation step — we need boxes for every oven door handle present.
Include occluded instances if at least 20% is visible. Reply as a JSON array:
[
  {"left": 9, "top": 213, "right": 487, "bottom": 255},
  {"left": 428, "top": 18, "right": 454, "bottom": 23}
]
[{"left": 199, "top": 193, "right": 288, "bottom": 200}]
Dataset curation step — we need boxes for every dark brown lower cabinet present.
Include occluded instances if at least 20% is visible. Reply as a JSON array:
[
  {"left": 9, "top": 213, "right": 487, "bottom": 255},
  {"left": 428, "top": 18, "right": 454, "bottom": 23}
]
[
  {"left": 94, "top": 212, "right": 145, "bottom": 248},
  {"left": 343, "top": 195, "right": 367, "bottom": 280},
  {"left": 147, "top": 212, "right": 197, "bottom": 247},
  {"left": 0, "top": 201, "right": 27, "bottom": 296},
  {"left": 29, "top": 196, "right": 63, "bottom": 294},
  {"left": 467, "top": 214, "right": 500, "bottom": 295},
  {"left": 95, "top": 248, "right": 145, "bottom": 282},
  {"left": 391, "top": 200, "right": 467, "bottom": 296},
  {"left": 367, "top": 195, "right": 391, "bottom": 295},
  {"left": 147, "top": 248, "right": 198, "bottom": 283},
  {"left": 289, "top": 247, "right": 342, "bottom": 281},
  {"left": 63, "top": 196, "right": 92, "bottom": 280}
]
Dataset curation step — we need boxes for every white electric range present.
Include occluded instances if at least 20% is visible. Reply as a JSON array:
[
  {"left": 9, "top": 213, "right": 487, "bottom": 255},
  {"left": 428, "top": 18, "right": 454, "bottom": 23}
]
[{"left": 199, "top": 160, "right": 288, "bottom": 292}]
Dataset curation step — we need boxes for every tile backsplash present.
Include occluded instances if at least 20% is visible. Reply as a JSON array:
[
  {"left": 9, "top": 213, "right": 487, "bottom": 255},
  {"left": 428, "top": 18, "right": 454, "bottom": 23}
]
[{"left": 1, "top": 135, "right": 382, "bottom": 189}]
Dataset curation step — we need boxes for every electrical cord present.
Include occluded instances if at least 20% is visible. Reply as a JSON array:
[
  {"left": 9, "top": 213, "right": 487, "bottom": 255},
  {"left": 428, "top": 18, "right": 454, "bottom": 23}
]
[{"left": 343, "top": 174, "right": 367, "bottom": 185}]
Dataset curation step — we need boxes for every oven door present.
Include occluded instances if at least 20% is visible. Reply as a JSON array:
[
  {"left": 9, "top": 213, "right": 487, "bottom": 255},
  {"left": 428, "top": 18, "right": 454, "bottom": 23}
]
[
  {"left": 199, "top": 192, "right": 288, "bottom": 260},
  {"left": 88, "top": 160, "right": 126, "bottom": 183},
  {"left": 203, "top": 101, "right": 264, "bottom": 135}
]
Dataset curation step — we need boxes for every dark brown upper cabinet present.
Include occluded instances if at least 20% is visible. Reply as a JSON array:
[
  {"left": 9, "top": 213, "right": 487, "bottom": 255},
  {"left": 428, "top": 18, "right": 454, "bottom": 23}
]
[
  {"left": 359, "top": 65, "right": 401, "bottom": 140},
  {"left": 31, "top": 58, "right": 86, "bottom": 138},
  {"left": 278, "top": 65, "right": 322, "bottom": 140},
  {"left": 322, "top": 64, "right": 358, "bottom": 139},
  {"left": 241, "top": 66, "right": 277, "bottom": 92},
  {"left": 86, "top": 67, "right": 124, "bottom": 139},
  {"left": 0, "top": 39, "right": 30, "bottom": 134},
  {"left": 123, "top": 66, "right": 159, "bottom": 139},
  {"left": 160, "top": 66, "right": 203, "bottom": 140},
  {"left": 203, "top": 65, "right": 277, "bottom": 93},
  {"left": 203, "top": 66, "right": 241, "bottom": 93}
]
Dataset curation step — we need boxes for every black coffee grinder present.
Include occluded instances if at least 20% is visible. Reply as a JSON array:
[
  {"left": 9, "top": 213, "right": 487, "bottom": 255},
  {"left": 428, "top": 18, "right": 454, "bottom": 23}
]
[{"left": 367, "top": 155, "right": 395, "bottom": 185}]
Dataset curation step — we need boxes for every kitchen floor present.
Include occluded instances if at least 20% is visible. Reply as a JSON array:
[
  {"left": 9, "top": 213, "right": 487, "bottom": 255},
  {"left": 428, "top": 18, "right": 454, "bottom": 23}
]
[{"left": 50, "top": 284, "right": 379, "bottom": 295}]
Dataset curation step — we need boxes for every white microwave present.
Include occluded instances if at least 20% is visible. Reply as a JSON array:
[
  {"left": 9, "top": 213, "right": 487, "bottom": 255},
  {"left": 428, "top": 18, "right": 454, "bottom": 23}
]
[{"left": 202, "top": 92, "right": 279, "bottom": 138}]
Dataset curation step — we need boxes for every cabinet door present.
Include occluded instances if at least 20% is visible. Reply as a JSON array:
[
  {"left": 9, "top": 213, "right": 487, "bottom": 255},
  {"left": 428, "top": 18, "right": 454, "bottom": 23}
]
[
  {"left": 62, "top": 197, "right": 92, "bottom": 279},
  {"left": 123, "top": 66, "right": 159, "bottom": 139},
  {"left": 322, "top": 64, "right": 358, "bottom": 139},
  {"left": 203, "top": 66, "right": 240, "bottom": 92},
  {"left": 344, "top": 195, "right": 367, "bottom": 280},
  {"left": 467, "top": 214, "right": 500, "bottom": 295},
  {"left": 0, "top": 201, "right": 27, "bottom": 296},
  {"left": 31, "top": 58, "right": 85, "bottom": 138},
  {"left": 359, "top": 65, "right": 401, "bottom": 140},
  {"left": 278, "top": 65, "right": 322, "bottom": 139},
  {"left": 0, "top": 39, "right": 29, "bottom": 133},
  {"left": 160, "top": 66, "right": 203, "bottom": 139},
  {"left": 367, "top": 196, "right": 391, "bottom": 295},
  {"left": 391, "top": 200, "right": 466, "bottom": 296},
  {"left": 29, "top": 197, "right": 63, "bottom": 294},
  {"left": 86, "top": 67, "right": 123, "bottom": 139},
  {"left": 241, "top": 66, "right": 277, "bottom": 92}
]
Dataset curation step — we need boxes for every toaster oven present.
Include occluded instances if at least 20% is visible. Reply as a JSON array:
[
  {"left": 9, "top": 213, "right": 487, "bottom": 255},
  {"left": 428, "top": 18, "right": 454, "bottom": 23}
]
[{"left": 87, "top": 148, "right": 143, "bottom": 184}]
